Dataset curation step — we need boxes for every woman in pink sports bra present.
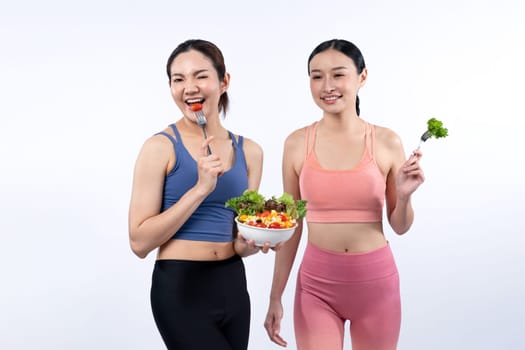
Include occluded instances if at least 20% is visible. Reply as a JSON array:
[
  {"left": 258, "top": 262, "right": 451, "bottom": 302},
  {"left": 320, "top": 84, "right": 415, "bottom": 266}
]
[{"left": 264, "top": 39, "right": 425, "bottom": 350}]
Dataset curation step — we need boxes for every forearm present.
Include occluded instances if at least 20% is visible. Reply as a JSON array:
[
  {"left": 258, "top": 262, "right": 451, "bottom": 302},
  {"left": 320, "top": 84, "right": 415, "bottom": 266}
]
[
  {"left": 388, "top": 196, "right": 414, "bottom": 235},
  {"left": 129, "top": 185, "right": 209, "bottom": 258},
  {"left": 269, "top": 226, "right": 302, "bottom": 300}
]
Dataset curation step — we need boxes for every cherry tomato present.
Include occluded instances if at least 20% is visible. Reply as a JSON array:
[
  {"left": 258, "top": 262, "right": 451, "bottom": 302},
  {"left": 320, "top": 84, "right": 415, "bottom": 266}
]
[
  {"left": 190, "top": 103, "right": 202, "bottom": 111},
  {"left": 279, "top": 213, "right": 288, "bottom": 221},
  {"left": 269, "top": 222, "right": 283, "bottom": 229}
]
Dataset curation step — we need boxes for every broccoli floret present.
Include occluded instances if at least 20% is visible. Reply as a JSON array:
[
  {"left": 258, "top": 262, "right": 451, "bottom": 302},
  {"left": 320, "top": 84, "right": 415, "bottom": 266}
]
[{"left": 427, "top": 118, "right": 448, "bottom": 139}]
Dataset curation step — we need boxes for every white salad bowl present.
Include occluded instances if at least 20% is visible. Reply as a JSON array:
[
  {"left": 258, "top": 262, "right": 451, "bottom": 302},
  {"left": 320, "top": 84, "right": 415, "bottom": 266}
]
[{"left": 235, "top": 218, "right": 296, "bottom": 247}]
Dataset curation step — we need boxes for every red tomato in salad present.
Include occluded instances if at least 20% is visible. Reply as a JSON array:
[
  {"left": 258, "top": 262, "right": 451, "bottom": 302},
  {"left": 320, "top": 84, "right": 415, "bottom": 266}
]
[
  {"left": 268, "top": 222, "right": 283, "bottom": 229},
  {"left": 279, "top": 213, "right": 288, "bottom": 221},
  {"left": 247, "top": 221, "right": 267, "bottom": 228}
]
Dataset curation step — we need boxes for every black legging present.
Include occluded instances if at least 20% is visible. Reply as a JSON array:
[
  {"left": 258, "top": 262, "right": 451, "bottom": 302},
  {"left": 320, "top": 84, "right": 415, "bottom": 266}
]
[{"left": 150, "top": 255, "right": 251, "bottom": 350}]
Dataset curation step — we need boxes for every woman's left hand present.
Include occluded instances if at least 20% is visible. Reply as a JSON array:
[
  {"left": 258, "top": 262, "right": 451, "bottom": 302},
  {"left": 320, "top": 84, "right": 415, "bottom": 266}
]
[
  {"left": 396, "top": 150, "right": 425, "bottom": 199},
  {"left": 234, "top": 234, "right": 273, "bottom": 257}
]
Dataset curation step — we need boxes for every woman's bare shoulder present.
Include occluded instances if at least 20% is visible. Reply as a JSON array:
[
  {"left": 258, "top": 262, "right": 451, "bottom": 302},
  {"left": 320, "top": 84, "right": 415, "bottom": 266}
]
[
  {"left": 241, "top": 136, "right": 263, "bottom": 158},
  {"left": 134, "top": 127, "right": 177, "bottom": 165},
  {"left": 284, "top": 125, "right": 309, "bottom": 148},
  {"left": 373, "top": 124, "right": 403, "bottom": 149}
]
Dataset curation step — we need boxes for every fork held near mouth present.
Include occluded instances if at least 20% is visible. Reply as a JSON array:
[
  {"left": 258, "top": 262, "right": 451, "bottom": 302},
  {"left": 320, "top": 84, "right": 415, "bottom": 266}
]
[{"left": 191, "top": 103, "right": 212, "bottom": 155}]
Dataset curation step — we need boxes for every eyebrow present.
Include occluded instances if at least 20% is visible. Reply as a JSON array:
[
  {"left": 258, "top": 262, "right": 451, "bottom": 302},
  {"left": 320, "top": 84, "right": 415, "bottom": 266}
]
[
  {"left": 310, "top": 66, "right": 348, "bottom": 74},
  {"left": 170, "top": 69, "right": 210, "bottom": 78}
]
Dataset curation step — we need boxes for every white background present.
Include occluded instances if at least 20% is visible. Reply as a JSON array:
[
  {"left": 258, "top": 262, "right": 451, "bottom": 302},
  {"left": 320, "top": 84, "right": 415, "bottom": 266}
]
[{"left": 1, "top": 0, "right": 524, "bottom": 349}]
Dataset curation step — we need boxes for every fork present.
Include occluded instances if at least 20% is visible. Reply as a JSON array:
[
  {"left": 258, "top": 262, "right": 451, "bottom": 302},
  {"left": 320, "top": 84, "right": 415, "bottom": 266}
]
[
  {"left": 416, "top": 130, "right": 432, "bottom": 150},
  {"left": 192, "top": 104, "right": 212, "bottom": 155}
]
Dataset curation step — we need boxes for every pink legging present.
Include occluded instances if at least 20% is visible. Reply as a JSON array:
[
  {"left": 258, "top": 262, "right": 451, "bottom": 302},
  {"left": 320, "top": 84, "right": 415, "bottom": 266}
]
[{"left": 294, "top": 242, "right": 401, "bottom": 350}]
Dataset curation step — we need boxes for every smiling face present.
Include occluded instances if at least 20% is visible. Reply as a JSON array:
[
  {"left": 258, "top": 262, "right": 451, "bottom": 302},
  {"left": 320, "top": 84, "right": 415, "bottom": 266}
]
[
  {"left": 168, "top": 49, "right": 229, "bottom": 120},
  {"left": 308, "top": 49, "right": 367, "bottom": 116}
]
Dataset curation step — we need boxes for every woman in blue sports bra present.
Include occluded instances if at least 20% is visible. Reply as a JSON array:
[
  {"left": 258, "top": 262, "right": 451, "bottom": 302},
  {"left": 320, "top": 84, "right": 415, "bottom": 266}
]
[{"left": 128, "top": 39, "right": 272, "bottom": 350}]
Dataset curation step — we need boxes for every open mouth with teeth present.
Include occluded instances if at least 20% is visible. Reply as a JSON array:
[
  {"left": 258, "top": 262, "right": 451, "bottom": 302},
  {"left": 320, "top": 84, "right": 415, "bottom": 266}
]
[
  {"left": 186, "top": 98, "right": 205, "bottom": 108},
  {"left": 321, "top": 95, "right": 341, "bottom": 102}
]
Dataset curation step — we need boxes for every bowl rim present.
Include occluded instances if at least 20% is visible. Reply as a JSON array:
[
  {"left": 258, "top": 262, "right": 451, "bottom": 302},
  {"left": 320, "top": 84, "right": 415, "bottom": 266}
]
[{"left": 235, "top": 217, "right": 297, "bottom": 231}]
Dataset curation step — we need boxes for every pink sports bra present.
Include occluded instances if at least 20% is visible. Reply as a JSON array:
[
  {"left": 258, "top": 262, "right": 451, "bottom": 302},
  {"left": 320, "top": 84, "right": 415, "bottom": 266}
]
[{"left": 299, "top": 121, "right": 386, "bottom": 223}]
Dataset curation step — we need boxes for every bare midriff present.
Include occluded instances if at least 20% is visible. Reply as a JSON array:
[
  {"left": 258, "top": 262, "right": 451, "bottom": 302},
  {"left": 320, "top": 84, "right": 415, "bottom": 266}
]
[
  {"left": 307, "top": 222, "right": 387, "bottom": 254},
  {"left": 157, "top": 239, "right": 235, "bottom": 261}
]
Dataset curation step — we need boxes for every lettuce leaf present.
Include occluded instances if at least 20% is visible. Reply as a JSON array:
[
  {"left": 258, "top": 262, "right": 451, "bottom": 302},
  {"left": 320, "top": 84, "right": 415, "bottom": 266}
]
[{"left": 226, "top": 190, "right": 307, "bottom": 220}]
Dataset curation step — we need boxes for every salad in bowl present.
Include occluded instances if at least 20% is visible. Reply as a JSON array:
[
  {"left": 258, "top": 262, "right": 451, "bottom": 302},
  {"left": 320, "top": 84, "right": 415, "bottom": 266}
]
[{"left": 225, "top": 190, "right": 307, "bottom": 247}]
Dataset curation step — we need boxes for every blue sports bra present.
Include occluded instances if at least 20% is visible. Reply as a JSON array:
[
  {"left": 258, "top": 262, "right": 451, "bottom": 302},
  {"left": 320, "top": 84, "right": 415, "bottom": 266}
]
[{"left": 157, "top": 124, "right": 249, "bottom": 242}]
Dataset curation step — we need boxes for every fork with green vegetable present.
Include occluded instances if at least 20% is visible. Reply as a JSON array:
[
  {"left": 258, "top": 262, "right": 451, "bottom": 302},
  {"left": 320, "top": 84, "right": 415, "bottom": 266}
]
[{"left": 417, "top": 117, "right": 449, "bottom": 150}]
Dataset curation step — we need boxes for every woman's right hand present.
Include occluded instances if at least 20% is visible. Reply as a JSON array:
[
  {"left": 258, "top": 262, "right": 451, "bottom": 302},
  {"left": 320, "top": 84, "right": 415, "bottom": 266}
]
[
  {"left": 264, "top": 299, "right": 287, "bottom": 347},
  {"left": 195, "top": 136, "right": 223, "bottom": 194}
]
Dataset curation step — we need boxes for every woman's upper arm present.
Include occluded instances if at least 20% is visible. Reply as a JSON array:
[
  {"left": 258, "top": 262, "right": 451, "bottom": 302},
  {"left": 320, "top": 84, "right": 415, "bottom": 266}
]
[
  {"left": 378, "top": 128, "right": 407, "bottom": 218},
  {"left": 128, "top": 136, "right": 171, "bottom": 232},
  {"left": 282, "top": 129, "right": 305, "bottom": 199},
  {"left": 243, "top": 137, "right": 264, "bottom": 190}
]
